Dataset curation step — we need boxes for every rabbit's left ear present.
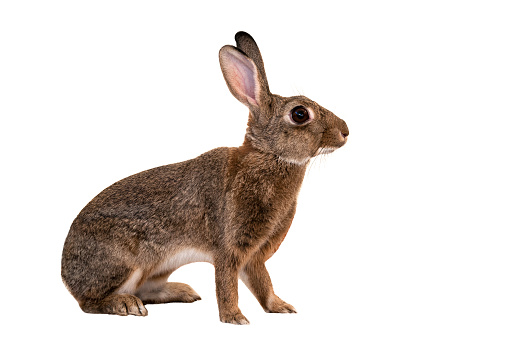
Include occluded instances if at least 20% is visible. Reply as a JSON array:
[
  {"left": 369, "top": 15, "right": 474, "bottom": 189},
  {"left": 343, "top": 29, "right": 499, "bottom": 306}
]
[{"left": 219, "top": 46, "right": 268, "bottom": 109}]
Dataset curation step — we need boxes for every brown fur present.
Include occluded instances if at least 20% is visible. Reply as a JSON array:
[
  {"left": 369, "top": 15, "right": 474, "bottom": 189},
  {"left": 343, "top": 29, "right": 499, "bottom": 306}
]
[{"left": 61, "top": 31, "right": 349, "bottom": 325}]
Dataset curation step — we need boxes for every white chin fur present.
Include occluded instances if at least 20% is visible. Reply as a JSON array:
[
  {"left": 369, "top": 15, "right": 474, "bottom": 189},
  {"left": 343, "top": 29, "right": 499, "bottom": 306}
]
[
  {"left": 315, "top": 147, "right": 338, "bottom": 155},
  {"left": 278, "top": 156, "right": 311, "bottom": 166}
]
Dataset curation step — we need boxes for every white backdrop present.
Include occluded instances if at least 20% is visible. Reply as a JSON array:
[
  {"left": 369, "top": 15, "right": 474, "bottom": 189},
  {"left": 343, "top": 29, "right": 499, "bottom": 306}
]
[{"left": 1, "top": 1, "right": 508, "bottom": 338}]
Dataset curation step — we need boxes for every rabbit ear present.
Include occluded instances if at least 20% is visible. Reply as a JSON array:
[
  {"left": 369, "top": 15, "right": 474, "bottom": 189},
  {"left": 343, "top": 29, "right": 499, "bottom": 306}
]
[
  {"left": 219, "top": 45, "right": 269, "bottom": 109},
  {"left": 234, "top": 32, "right": 270, "bottom": 92}
]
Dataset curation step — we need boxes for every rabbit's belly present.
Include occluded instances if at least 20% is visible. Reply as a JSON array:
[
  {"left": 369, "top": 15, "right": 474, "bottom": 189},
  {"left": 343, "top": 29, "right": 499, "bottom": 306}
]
[
  {"left": 150, "top": 248, "right": 214, "bottom": 278},
  {"left": 116, "top": 248, "right": 213, "bottom": 295}
]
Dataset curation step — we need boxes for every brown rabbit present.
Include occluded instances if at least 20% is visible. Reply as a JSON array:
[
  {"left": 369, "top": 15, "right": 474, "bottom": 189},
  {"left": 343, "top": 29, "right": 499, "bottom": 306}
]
[{"left": 61, "top": 31, "right": 349, "bottom": 325}]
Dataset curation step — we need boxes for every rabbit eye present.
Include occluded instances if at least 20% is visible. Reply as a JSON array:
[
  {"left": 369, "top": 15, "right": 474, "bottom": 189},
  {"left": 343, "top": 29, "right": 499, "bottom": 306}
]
[{"left": 290, "top": 106, "right": 310, "bottom": 124}]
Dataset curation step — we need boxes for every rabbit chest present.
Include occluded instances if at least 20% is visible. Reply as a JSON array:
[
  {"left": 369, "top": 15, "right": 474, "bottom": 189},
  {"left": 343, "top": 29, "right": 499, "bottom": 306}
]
[{"left": 223, "top": 148, "right": 306, "bottom": 254}]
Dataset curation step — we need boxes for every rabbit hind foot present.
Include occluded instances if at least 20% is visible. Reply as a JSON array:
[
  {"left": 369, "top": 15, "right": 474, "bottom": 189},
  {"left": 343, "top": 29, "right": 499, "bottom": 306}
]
[
  {"left": 136, "top": 281, "right": 201, "bottom": 304},
  {"left": 80, "top": 294, "right": 148, "bottom": 316}
]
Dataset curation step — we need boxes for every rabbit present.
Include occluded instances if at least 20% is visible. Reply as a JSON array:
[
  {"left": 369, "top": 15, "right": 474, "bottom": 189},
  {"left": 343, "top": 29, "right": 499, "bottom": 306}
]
[{"left": 61, "top": 31, "right": 349, "bottom": 325}]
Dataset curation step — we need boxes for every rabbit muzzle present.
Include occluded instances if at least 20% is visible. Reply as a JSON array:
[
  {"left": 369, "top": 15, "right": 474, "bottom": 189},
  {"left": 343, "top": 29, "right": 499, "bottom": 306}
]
[{"left": 321, "top": 115, "right": 348, "bottom": 150}]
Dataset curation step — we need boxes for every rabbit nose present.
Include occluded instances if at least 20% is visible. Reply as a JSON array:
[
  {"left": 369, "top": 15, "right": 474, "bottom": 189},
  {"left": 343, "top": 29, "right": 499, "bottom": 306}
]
[
  {"left": 338, "top": 127, "right": 348, "bottom": 142},
  {"left": 338, "top": 120, "right": 349, "bottom": 143},
  {"left": 340, "top": 121, "right": 349, "bottom": 137},
  {"left": 339, "top": 131, "right": 348, "bottom": 142}
]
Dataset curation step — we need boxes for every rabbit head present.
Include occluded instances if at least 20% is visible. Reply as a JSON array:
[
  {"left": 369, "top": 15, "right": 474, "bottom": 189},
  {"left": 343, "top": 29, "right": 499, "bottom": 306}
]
[{"left": 219, "top": 32, "right": 349, "bottom": 166}]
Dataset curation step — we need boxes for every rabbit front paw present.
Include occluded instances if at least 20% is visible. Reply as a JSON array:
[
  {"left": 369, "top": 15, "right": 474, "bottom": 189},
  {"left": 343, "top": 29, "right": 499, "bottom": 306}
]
[
  {"left": 220, "top": 310, "right": 250, "bottom": 325},
  {"left": 265, "top": 296, "right": 297, "bottom": 314}
]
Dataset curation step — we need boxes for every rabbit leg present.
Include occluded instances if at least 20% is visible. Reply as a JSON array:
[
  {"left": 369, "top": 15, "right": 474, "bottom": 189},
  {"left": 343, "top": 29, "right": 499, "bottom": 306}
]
[
  {"left": 240, "top": 202, "right": 297, "bottom": 313},
  {"left": 80, "top": 294, "right": 148, "bottom": 316},
  {"left": 215, "top": 260, "right": 250, "bottom": 325},
  {"left": 240, "top": 258, "right": 296, "bottom": 313},
  {"left": 136, "top": 274, "right": 201, "bottom": 304}
]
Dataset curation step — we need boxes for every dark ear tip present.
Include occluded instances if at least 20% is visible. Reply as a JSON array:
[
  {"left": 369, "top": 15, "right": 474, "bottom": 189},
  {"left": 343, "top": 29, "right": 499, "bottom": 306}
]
[{"left": 235, "top": 31, "right": 254, "bottom": 43}]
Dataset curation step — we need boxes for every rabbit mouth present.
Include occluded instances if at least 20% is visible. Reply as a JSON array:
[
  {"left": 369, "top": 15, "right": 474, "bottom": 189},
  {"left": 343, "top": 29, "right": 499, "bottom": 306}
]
[
  {"left": 315, "top": 133, "right": 348, "bottom": 156},
  {"left": 315, "top": 137, "right": 347, "bottom": 156}
]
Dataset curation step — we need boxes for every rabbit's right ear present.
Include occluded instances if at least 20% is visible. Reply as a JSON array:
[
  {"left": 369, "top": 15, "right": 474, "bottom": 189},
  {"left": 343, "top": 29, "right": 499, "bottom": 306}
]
[
  {"left": 219, "top": 46, "right": 270, "bottom": 110},
  {"left": 234, "top": 32, "right": 270, "bottom": 94}
]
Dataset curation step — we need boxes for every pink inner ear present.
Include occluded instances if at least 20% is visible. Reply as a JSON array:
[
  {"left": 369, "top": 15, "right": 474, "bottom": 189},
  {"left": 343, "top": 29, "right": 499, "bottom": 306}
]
[{"left": 226, "top": 52, "right": 258, "bottom": 106}]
